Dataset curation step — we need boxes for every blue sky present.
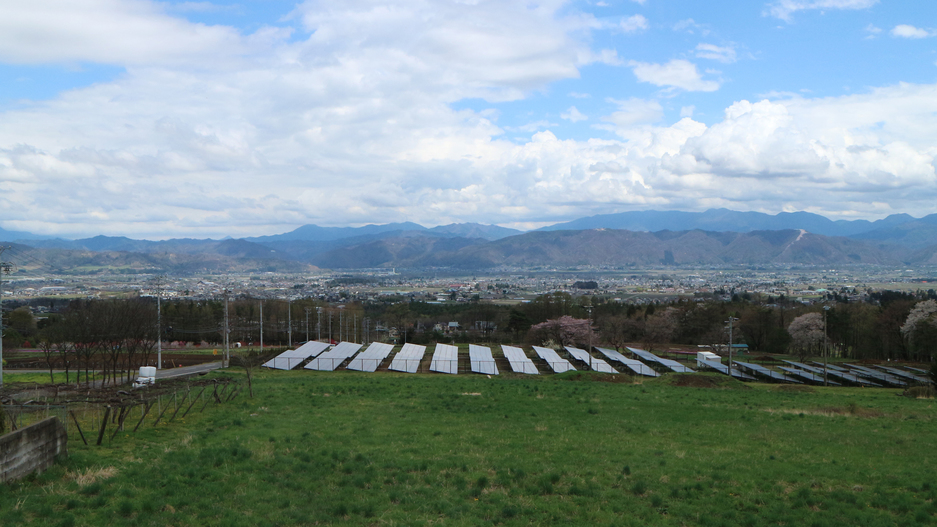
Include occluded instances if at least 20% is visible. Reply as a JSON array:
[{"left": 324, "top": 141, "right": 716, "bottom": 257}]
[{"left": 0, "top": 0, "right": 935, "bottom": 239}]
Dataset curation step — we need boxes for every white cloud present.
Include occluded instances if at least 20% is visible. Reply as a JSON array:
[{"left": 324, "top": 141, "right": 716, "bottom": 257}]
[
  {"left": 864, "top": 24, "right": 882, "bottom": 38},
  {"left": 569, "top": 92, "right": 591, "bottom": 99},
  {"left": 766, "top": 0, "right": 878, "bottom": 22},
  {"left": 695, "top": 43, "right": 737, "bottom": 63},
  {"left": 629, "top": 59, "right": 721, "bottom": 92},
  {"left": 561, "top": 106, "right": 588, "bottom": 122},
  {"left": 620, "top": 14, "right": 649, "bottom": 33},
  {"left": 0, "top": 0, "right": 936, "bottom": 237},
  {"left": 0, "top": 0, "right": 260, "bottom": 66},
  {"left": 891, "top": 25, "right": 934, "bottom": 39}
]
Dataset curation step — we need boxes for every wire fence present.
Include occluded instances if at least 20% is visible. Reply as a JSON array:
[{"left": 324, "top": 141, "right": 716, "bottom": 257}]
[{"left": 0, "top": 378, "right": 242, "bottom": 446}]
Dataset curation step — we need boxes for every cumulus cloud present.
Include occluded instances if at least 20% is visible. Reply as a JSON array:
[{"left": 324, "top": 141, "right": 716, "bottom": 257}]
[
  {"left": 561, "top": 106, "right": 588, "bottom": 122},
  {"left": 629, "top": 59, "right": 721, "bottom": 92},
  {"left": 766, "top": 0, "right": 878, "bottom": 22},
  {"left": 891, "top": 25, "right": 934, "bottom": 39}
]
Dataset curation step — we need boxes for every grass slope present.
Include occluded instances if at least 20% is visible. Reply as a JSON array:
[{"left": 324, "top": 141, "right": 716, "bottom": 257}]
[{"left": 1, "top": 370, "right": 934, "bottom": 526}]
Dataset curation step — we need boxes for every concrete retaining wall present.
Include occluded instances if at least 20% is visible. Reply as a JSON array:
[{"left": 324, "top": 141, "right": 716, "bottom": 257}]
[{"left": 0, "top": 417, "right": 68, "bottom": 483}]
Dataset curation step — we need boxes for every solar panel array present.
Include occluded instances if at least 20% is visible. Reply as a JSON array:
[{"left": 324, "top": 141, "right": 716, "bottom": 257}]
[
  {"left": 844, "top": 364, "right": 906, "bottom": 386},
  {"left": 346, "top": 342, "right": 395, "bottom": 372},
  {"left": 262, "top": 341, "right": 330, "bottom": 370},
  {"left": 875, "top": 365, "right": 929, "bottom": 384},
  {"left": 595, "top": 347, "right": 658, "bottom": 376},
  {"left": 389, "top": 343, "right": 427, "bottom": 373},
  {"left": 565, "top": 346, "right": 618, "bottom": 374},
  {"left": 781, "top": 360, "right": 877, "bottom": 387},
  {"left": 697, "top": 359, "right": 757, "bottom": 381},
  {"left": 777, "top": 366, "right": 840, "bottom": 385},
  {"left": 626, "top": 347, "right": 695, "bottom": 373},
  {"left": 734, "top": 360, "right": 801, "bottom": 383},
  {"left": 501, "top": 345, "right": 539, "bottom": 374},
  {"left": 430, "top": 343, "right": 459, "bottom": 374},
  {"left": 532, "top": 346, "right": 576, "bottom": 373},
  {"left": 469, "top": 344, "right": 499, "bottom": 375},
  {"left": 305, "top": 342, "right": 363, "bottom": 371}
]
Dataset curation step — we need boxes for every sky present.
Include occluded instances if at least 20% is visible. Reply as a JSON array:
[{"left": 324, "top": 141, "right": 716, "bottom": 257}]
[{"left": 0, "top": 0, "right": 935, "bottom": 240}]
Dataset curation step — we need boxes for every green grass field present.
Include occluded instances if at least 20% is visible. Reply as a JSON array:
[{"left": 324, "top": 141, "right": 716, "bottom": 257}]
[{"left": 1, "top": 369, "right": 934, "bottom": 526}]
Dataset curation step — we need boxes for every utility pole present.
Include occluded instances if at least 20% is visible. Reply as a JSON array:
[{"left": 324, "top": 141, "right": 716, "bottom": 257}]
[
  {"left": 259, "top": 300, "right": 264, "bottom": 351},
  {"left": 726, "top": 316, "right": 738, "bottom": 375},
  {"left": 223, "top": 288, "right": 230, "bottom": 368},
  {"left": 0, "top": 246, "right": 11, "bottom": 387},
  {"left": 353, "top": 314, "right": 357, "bottom": 343},
  {"left": 154, "top": 275, "right": 163, "bottom": 370},
  {"left": 305, "top": 307, "right": 311, "bottom": 343},
  {"left": 317, "top": 306, "right": 322, "bottom": 342},
  {"left": 586, "top": 304, "right": 593, "bottom": 371},
  {"left": 823, "top": 305, "right": 831, "bottom": 387},
  {"left": 287, "top": 297, "right": 292, "bottom": 348},
  {"left": 339, "top": 309, "right": 344, "bottom": 343},
  {"left": 328, "top": 311, "right": 332, "bottom": 344}
]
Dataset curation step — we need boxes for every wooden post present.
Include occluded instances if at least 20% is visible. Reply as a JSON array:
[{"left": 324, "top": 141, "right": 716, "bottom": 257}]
[
  {"left": 168, "top": 390, "right": 189, "bottom": 422},
  {"left": 70, "top": 410, "right": 88, "bottom": 446},
  {"left": 182, "top": 387, "right": 206, "bottom": 418},
  {"left": 96, "top": 406, "right": 111, "bottom": 445},
  {"left": 133, "top": 401, "right": 152, "bottom": 433}
]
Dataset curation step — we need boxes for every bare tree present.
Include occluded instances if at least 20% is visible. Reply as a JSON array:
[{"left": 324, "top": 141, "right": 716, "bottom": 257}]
[{"left": 643, "top": 307, "right": 679, "bottom": 351}]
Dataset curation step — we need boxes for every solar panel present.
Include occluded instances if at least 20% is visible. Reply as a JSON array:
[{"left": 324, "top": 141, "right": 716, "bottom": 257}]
[
  {"left": 430, "top": 343, "right": 459, "bottom": 374},
  {"left": 305, "top": 342, "right": 363, "bottom": 371},
  {"left": 733, "top": 360, "right": 802, "bottom": 383},
  {"left": 532, "top": 346, "right": 576, "bottom": 373},
  {"left": 388, "top": 343, "right": 427, "bottom": 373},
  {"left": 565, "top": 346, "right": 618, "bottom": 374},
  {"left": 843, "top": 364, "right": 907, "bottom": 386},
  {"left": 777, "top": 366, "right": 841, "bottom": 386},
  {"left": 346, "top": 342, "right": 395, "bottom": 372},
  {"left": 783, "top": 360, "right": 875, "bottom": 385},
  {"left": 697, "top": 359, "right": 757, "bottom": 381},
  {"left": 469, "top": 344, "right": 499, "bottom": 375},
  {"left": 262, "top": 341, "right": 330, "bottom": 370},
  {"left": 501, "top": 345, "right": 539, "bottom": 374},
  {"left": 874, "top": 365, "right": 930, "bottom": 384},
  {"left": 626, "top": 347, "right": 695, "bottom": 373},
  {"left": 595, "top": 347, "right": 657, "bottom": 376}
]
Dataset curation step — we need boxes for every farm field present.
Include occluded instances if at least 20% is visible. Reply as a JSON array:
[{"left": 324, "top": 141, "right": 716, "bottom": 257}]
[{"left": 1, "top": 368, "right": 934, "bottom": 526}]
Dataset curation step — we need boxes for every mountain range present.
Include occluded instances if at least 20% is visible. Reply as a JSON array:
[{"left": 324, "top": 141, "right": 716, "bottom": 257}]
[{"left": 3, "top": 209, "right": 937, "bottom": 273}]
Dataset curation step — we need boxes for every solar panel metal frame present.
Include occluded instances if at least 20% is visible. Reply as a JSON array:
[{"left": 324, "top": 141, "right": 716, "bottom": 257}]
[
  {"left": 564, "top": 346, "right": 619, "bottom": 374},
  {"left": 305, "top": 341, "right": 363, "bottom": 371},
  {"left": 501, "top": 345, "right": 540, "bottom": 374},
  {"left": 430, "top": 343, "right": 459, "bottom": 374},
  {"left": 262, "top": 341, "right": 330, "bottom": 370},
  {"left": 531, "top": 346, "right": 576, "bottom": 373},
  {"left": 469, "top": 344, "right": 499, "bottom": 375},
  {"left": 594, "top": 347, "right": 657, "bottom": 376},
  {"left": 626, "top": 347, "right": 694, "bottom": 373},
  {"left": 388, "top": 343, "right": 427, "bottom": 373},
  {"left": 346, "top": 342, "right": 395, "bottom": 372}
]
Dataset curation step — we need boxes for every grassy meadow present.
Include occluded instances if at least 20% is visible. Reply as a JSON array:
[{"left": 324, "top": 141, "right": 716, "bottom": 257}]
[{"left": 1, "top": 368, "right": 935, "bottom": 526}]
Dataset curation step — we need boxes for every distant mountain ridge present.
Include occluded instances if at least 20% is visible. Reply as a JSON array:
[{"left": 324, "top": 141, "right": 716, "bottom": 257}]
[{"left": 539, "top": 208, "right": 927, "bottom": 239}]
